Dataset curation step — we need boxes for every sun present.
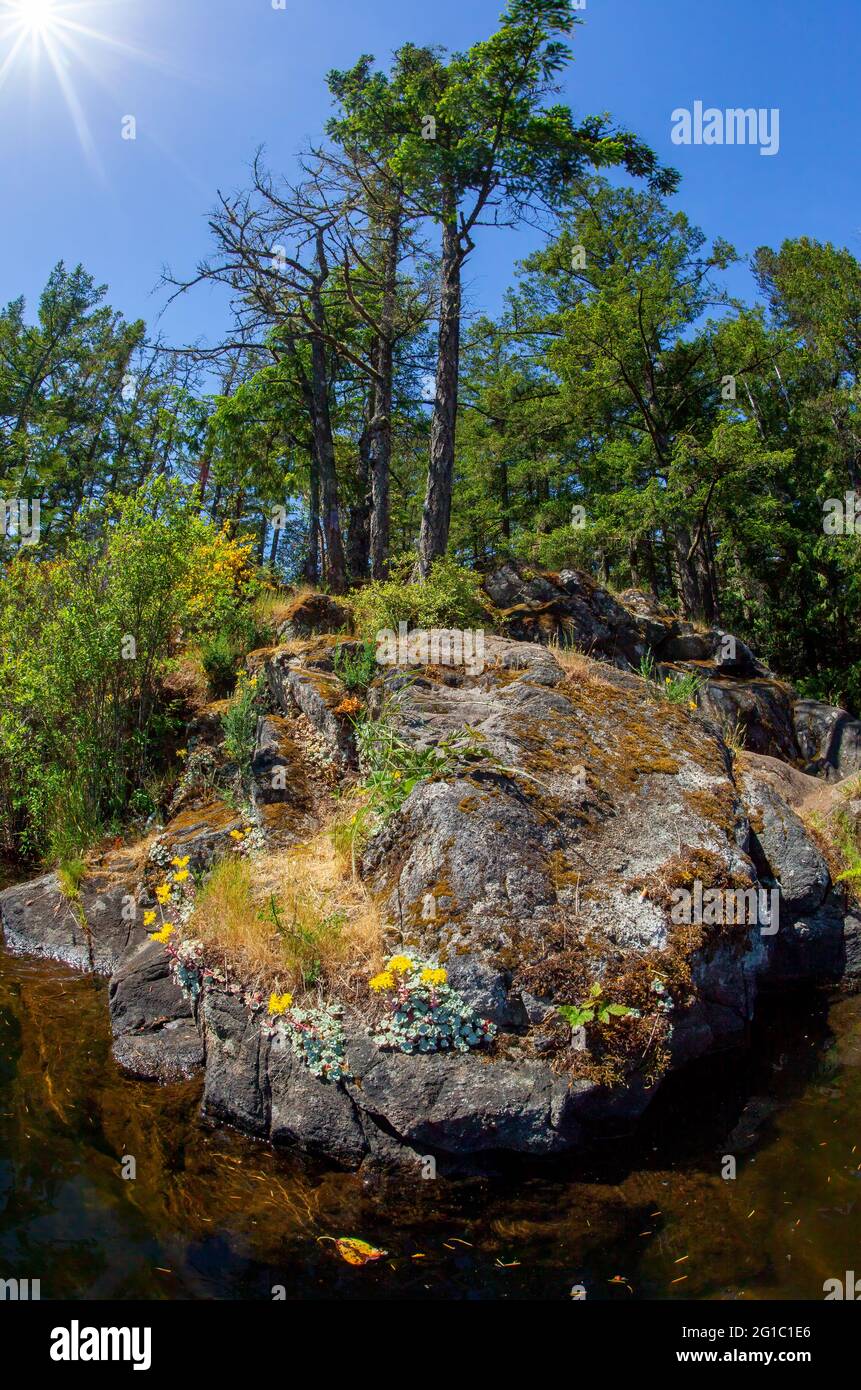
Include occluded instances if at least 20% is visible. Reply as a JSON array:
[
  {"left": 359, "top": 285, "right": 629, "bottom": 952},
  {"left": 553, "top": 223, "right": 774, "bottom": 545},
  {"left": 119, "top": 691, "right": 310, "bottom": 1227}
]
[
  {"left": 10, "top": 0, "right": 61, "bottom": 38},
  {"left": 0, "top": 0, "right": 157, "bottom": 169}
]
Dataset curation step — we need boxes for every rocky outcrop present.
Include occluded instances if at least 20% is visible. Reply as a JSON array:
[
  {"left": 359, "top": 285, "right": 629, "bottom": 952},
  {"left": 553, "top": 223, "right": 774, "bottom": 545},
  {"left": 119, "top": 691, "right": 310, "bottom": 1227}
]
[
  {"left": 485, "top": 562, "right": 861, "bottom": 786},
  {"left": 109, "top": 937, "right": 203, "bottom": 1083},
  {"left": 265, "top": 641, "right": 356, "bottom": 768},
  {"left": 276, "top": 592, "right": 351, "bottom": 640},
  {"left": 249, "top": 713, "right": 315, "bottom": 839},
  {"left": 0, "top": 851, "right": 144, "bottom": 975},
  {"left": 157, "top": 798, "right": 246, "bottom": 871},
  {"left": 3, "top": 576, "right": 860, "bottom": 1174},
  {"left": 793, "top": 699, "right": 861, "bottom": 781},
  {"left": 486, "top": 563, "right": 651, "bottom": 665},
  {"left": 183, "top": 629, "right": 858, "bottom": 1170}
]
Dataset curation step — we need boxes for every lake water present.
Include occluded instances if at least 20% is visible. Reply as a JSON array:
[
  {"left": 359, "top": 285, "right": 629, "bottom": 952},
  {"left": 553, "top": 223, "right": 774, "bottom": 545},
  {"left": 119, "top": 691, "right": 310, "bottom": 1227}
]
[{"left": 1, "top": 941, "right": 860, "bottom": 1301}]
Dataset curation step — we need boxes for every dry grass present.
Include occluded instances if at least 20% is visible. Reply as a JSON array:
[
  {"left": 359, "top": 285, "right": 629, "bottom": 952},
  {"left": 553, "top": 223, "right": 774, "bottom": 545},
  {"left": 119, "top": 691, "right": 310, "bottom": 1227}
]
[
  {"left": 547, "top": 637, "right": 612, "bottom": 686},
  {"left": 187, "top": 814, "right": 382, "bottom": 998},
  {"left": 253, "top": 589, "right": 298, "bottom": 633}
]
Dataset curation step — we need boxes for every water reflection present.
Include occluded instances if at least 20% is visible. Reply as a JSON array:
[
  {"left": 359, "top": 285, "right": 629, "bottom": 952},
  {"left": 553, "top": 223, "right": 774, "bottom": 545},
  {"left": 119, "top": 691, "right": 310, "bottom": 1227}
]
[{"left": 1, "top": 945, "right": 859, "bottom": 1300}]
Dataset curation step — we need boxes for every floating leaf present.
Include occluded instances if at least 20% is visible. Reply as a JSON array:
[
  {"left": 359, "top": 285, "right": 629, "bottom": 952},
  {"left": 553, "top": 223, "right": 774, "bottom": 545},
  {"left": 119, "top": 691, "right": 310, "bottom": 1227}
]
[{"left": 322, "top": 1236, "right": 388, "bottom": 1266}]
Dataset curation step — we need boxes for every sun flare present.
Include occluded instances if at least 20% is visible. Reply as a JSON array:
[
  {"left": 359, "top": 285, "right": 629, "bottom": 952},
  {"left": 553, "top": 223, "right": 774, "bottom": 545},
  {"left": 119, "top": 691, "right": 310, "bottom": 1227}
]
[
  {"left": 10, "top": 0, "right": 60, "bottom": 38},
  {"left": 0, "top": 0, "right": 157, "bottom": 169}
]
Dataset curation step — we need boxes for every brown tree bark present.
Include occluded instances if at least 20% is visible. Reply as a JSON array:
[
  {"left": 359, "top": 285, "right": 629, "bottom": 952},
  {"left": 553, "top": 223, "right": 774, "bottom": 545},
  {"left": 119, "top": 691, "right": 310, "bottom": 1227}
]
[
  {"left": 303, "top": 449, "right": 321, "bottom": 585},
  {"left": 673, "top": 525, "right": 706, "bottom": 622},
  {"left": 347, "top": 385, "right": 374, "bottom": 582}
]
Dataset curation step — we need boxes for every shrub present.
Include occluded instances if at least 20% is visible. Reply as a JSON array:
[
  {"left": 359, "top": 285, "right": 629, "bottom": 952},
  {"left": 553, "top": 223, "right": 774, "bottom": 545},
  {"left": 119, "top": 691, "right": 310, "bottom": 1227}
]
[
  {"left": 333, "top": 641, "right": 377, "bottom": 693},
  {"left": 221, "top": 671, "right": 263, "bottom": 777},
  {"left": 201, "top": 631, "right": 241, "bottom": 698},
  {"left": 349, "top": 556, "right": 487, "bottom": 641},
  {"left": 0, "top": 476, "right": 262, "bottom": 859}
]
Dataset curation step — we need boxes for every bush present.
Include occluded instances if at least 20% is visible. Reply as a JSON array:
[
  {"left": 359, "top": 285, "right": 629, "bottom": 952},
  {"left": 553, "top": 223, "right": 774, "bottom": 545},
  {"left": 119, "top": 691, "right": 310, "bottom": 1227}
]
[
  {"left": 221, "top": 671, "right": 263, "bottom": 779},
  {"left": 333, "top": 641, "right": 377, "bottom": 692},
  {"left": 0, "top": 476, "right": 261, "bottom": 859},
  {"left": 349, "top": 556, "right": 487, "bottom": 641},
  {"left": 201, "top": 631, "right": 241, "bottom": 698}
]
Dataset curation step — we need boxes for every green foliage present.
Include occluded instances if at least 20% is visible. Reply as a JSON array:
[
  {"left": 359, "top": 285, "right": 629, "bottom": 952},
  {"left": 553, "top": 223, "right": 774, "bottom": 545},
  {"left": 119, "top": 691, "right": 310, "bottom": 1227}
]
[
  {"left": 371, "top": 956, "right": 497, "bottom": 1054},
  {"left": 201, "top": 631, "right": 241, "bottom": 698},
  {"left": 57, "top": 857, "right": 87, "bottom": 901},
  {"left": 0, "top": 476, "right": 258, "bottom": 859},
  {"left": 639, "top": 652, "right": 704, "bottom": 707},
  {"left": 350, "top": 556, "right": 487, "bottom": 639},
  {"left": 333, "top": 641, "right": 377, "bottom": 693},
  {"left": 221, "top": 673, "right": 262, "bottom": 777},
  {"left": 281, "top": 1002, "right": 350, "bottom": 1082},
  {"left": 557, "top": 982, "right": 636, "bottom": 1030},
  {"left": 832, "top": 808, "right": 861, "bottom": 898},
  {"left": 660, "top": 672, "right": 705, "bottom": 706},
  {"left": 350, "top": 702, "right": 454, "bottom": 844}
]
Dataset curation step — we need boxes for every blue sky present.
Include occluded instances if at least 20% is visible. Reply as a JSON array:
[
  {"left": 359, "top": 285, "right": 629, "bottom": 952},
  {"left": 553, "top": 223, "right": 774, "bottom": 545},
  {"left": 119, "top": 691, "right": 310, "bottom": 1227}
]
[{"left": 1, "top": 0, "right": 859, "bottom": 348}]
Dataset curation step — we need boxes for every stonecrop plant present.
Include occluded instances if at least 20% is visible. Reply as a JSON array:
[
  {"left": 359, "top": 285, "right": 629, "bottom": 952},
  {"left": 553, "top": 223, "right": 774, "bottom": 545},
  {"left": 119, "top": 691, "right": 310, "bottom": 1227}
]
[
  {"left": 266, "top": 994, "right": 350, "bottom": 1082},
  {"left": 369, "top": 955, "right": 497, "bottom": 1055}
]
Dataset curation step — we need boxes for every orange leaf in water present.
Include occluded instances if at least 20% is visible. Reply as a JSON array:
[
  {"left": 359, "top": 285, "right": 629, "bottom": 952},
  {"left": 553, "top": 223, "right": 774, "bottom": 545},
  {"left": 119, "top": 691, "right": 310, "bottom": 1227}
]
[{"left": 333, "top": 1237, "right": 388, "bottom": 1266}]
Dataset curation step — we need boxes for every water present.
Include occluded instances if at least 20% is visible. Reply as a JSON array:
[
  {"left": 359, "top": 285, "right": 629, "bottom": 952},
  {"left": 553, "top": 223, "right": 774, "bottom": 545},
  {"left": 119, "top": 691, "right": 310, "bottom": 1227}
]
[{"left": 1, "top": 941, "right": 860, "bottom": 1301}]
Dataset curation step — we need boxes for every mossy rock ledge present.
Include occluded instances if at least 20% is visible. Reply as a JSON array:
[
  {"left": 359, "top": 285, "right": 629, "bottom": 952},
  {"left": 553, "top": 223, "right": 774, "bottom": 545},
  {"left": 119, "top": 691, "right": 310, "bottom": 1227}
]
[{"left": 2, "top": 598, "right": 861, "bottom": 1173}]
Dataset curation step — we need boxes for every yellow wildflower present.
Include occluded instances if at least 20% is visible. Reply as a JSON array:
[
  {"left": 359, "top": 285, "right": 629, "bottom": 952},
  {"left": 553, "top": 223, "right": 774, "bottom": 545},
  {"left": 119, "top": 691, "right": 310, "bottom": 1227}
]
[
  {"left": 230, "top": 829, "right": 246, "bottom": 841},
  {"left": 370, "top": 971, "right": 395, "bottom": 993},
  {"left": 155, "top": 883, "right": 171, "bottom": 905},
  {"left": 688, "top": 700, "right": 697, "bottom": 710},
  {"left": 173, "top": 869, "right": 190, "bottom": 884},
  {"left": 151, "top": 923, "right": 174, "bottom": 945},
  {"left": 268, "top": 991, "right": 293, "bottom": 1016},
  {"left": 171, "top": 855, "right": 191, "bottom": 868},
  {"left": 420, "top": 967, "right": 447, "bottom": 988},
  {"left": 392, "top": 771, "right": 402, "bottom": 781},
  {"left": 387, "top": 954, "right": 413, "bottom": 975},
  {"left": 177, "top": 748, "right": 188, "bottom": 757},
  {"left": 143, "top": 910, "right": 156, "bottom": 927}
]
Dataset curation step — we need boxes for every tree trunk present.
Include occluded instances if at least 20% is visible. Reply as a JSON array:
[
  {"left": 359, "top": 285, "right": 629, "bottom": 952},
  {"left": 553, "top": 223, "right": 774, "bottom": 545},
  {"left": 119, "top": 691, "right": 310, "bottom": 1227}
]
[
  {"left": 692, "top": 523, "right": 720, "bottom": 625},
  {"left": 673, "top": 525, "right": 706, "bottom": 622},
  {"left": 415, "top": 200, "right": 461, "bottom": 577},
  {"left": 308, "top": 292, "right": 347, "bottom": 593},
  {"left": 347, "top": 387, "right": 374, "bottom": 582},
  {"left": 498, "top": 457, "right": 511, "bottom": 542},
  {"left": 304, "top": 449, "right": 321, "bottom": 585},
  {"left": 370, "top": 209, "right": 399, "bottom": 580}
]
